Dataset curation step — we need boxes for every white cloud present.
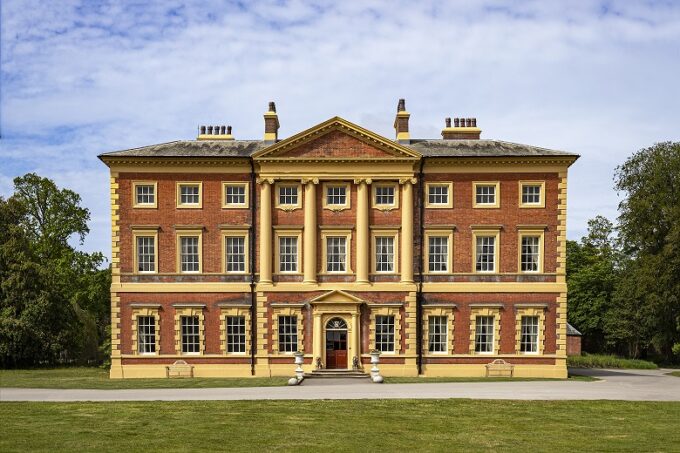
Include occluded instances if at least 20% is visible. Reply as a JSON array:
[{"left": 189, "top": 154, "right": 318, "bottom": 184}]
[{"left": 1, "top": 0, "right": 680, "bottom": 256}]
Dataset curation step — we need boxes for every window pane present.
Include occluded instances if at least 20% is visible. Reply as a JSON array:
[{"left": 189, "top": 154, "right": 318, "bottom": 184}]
[
  {"left": 521, "top": 236, "right": 540, "bottom": 272},
  {"left": 136, "top": 185, "right": 155, "bottom": 205},
  {"left": 180, "top": 185, "right": 200, "bottom": 204},
  {"left": 138, "top": 316, "right": 156, "bottom": 353},
  {"left": 428, "top": 236, "right": 448, "bottom": 272},
  {"left": 326, "top": 237, "right": 347, "bottom": 272},
  {"left": 375, "top": 236, "right": 394, "bottom": 272},
  {"left": 136, "top": 236, "right": 155, "bottom": 272},
  {"left": 180, "top": 236, "right": 200, "bottom": 272},
  {"left": 475, "top": 236, "right": 495, "bottom": 272},
  {"left": 520, "top": 316, "right": 539, "bottom": 353},
  {"left": 279, "top": 186, "right": 298, "bottom": 205},
  {"left": 326, "top": 186, "right": 347, "bottom": 206},
  {"left": 475, "top": 185, "right": 496, "bottom": 205},
  {"left": 522, "top": 185, "right": 541, "bottom": 204},
  {"left": 225, "top": 185, "right": 246, "bottom": 205},
  {"left": 474, "top": 315, "right": 494, "bottom": 353},
  {"left": 375, "top": 315, "right": 395, "bottom": 352},
  {"left": 225, "top": 236, "right": 245, "bottom": 273},
  {"left": 375, "top": 186, "right": 395, "bottom": 205},
  {"left": 279, "top": 237, "right": 298, "bottom": 272},
  {"left": 278, "top": 315, "right": 298, "bottom": 352},
  {"left": 181, "top": 316, "right": 200, "bottom": 353},
  {"left": 226, "top": 316, "right": 246, "bottom": 353},
  {"left": 428, "top": 185, "right": 449, "bottom": 205},
  {"left": 428, "top": 316, "right": 447, "bottom": 352}
]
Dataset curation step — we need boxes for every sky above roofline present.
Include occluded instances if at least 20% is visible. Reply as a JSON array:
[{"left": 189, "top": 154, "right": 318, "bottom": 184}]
[{"left": 1, "top": 0, "right": 679, "bottom": 258}]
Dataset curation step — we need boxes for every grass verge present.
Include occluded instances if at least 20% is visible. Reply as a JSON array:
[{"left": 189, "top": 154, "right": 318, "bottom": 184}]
[
  {"left": 567, "top": 353, "right": 658, "bottom": 369},
  {"left": 669, "top": 371, "right": 680, "bottom": 377},
  {"left": 0, "top": 368, "right": 287, "bottom": 389},
  {"left": 1, "top": 400, "right": 678, "bottom": 452}
]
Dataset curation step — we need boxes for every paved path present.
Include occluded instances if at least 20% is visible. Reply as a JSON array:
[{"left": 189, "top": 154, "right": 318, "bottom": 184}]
[{"left": 1, "top": 369, "right": 678, "bottom": 402}]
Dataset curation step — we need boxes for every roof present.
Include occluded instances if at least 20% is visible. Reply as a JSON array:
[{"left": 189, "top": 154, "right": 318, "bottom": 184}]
[
  {"left": 567, "top": 323, "right": 582, "bottom": 336},
  {"left": 99, "top": 138, "right": 577, "bottom": 159}
]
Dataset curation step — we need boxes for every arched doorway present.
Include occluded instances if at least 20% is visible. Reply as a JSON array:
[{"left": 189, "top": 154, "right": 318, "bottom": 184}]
[{"left": 325, "top": 317, "right": 348, "bottom": 369}]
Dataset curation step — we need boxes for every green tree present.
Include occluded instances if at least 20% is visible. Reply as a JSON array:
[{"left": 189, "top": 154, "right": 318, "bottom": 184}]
[
  {"left": 0, "top": 174, "right": 110, "bottom": 367},
  {"left": 613, "top": 142, "right": 680, "bottom": 361}
]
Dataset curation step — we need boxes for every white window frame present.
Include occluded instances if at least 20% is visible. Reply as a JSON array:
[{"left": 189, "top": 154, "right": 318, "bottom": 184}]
[
  {"left": 375, "top": 315, "right": 396, "bottom": 353},
  {"left": 424, "top": 229, "right": 453, "bottom": 274},
  {"left": 225, "top": 315, "right": 247, "bottom": 354},
  {"left": 425, "top": 182, "right": 453, "bottom": 209},
  {"left": 322, "top": 182, "right": 351, "bottom": 211},
  {"left": 180, "top": 315, "right": 201, "bottom": 355},
  {"left": 277, "top": 315, "right": 299, "bottom": 353},
  {"left": 520, "top": 315, "right": 540, "bottom": 354},
  {"left": 472, "top": 228, "right": 501, "bottom": 274},
  {"left": 275, "top": 182, "right": 302, "bottom": 211},
  {"left": 133, "top": 230, "right": 158, "bottom": 274},
  {"left": 132, "top": 181, "right": 157, "bottom": 209},
  {"left": 372, "top": 182, "right": 399, "bottom": 210},
  {"left": 518, "top": 230, "right": 545, "bottom": 274},
  {"left": 176, "top": 230, "right": 202, "bottom": 274},
  {"left": 427, "top": 315, "right": 448, "bottom": 354},
  {"left": 221, "top": 229, "right": 249, "bottom": 274},
  {"left": 176, "top": 182, "right": 202, "bottom": 209},
  {"left": 371, "top": 229, "right": 399, "bottom": 274},
  {"left": 473, "top": 181, "right": 500, "bottom": 208},
  {"left": 321, "top": 229, "right": 352, "bottom": 274},
  {"left": 474, "top": 315, "right": 495, "bottom": 354},
  {"left": 222, "top": 182, "right": 249, "bottom": 209},
  {"left": 137, "top": 315, "right": 157, "bottom": 354},
  {"left": 274, "top": 229, "right": 302, "bottom": 275},
  {"left": 519, "top": 181, "right": 546, "bottom": 208}
]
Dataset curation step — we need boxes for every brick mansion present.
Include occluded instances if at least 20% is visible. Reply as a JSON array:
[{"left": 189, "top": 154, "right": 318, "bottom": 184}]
[{"left": 99, "top": 100, "right": 578, "bottom": 378}]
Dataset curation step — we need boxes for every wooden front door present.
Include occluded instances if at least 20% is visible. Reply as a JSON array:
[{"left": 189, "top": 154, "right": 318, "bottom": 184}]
[{"left": 325, "top": 318, "right": 349, "bottom": 369}]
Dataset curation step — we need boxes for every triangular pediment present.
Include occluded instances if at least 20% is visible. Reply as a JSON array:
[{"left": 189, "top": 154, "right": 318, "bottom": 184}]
[
  {"left": 309, "top": 289, "right": 363, "bottom": 305},
  {"left": 252, "top": 117, "right": 421, "bottom": 161}
]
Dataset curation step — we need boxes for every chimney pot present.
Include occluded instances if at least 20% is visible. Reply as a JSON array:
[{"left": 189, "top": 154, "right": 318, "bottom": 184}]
[
  {"left": 200, "top": 126, "right": 206, "bottom": 134},
  {"left": 220, "top": 125, "right": 226, "bottom": 135},
  {"left": 207, "top": 126, "right": 213, "bottom": 134},
  {"left": 464, "top": 118, "right": 470, "bottom": 127},
  {"left": 445, "top": 117, "right": 451, "bottom": 128},
  {"left": 397, "top": 98, "right": 406, "bottom": 112},
  {"left": 268, "top": 101, "right": 276, "bottom": 112},
  {"left": 227, "top": 125, "right": 232, "bottom": 135},
  {"left": 454, "top": 118, "right": 460, "bottom": 127},
  {"left": 393, "top": 98, "right": 410, "bottom": 143},
  {"left": 472, "top": 118, "right": 477, "bottom": 127}
]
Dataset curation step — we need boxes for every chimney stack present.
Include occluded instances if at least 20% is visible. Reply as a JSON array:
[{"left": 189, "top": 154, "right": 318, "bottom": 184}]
[
  {"left": 393, "top": 98, "right": 410, "bottom": 144},
  {"left": 441, "top": 115, "right": 481, "bottom": 140},
  {"left": 264, "top": 101, "right": 280, "bottom": 143},
  {"left": 197, "top": 124, "right": 234, "bottom": 140}
]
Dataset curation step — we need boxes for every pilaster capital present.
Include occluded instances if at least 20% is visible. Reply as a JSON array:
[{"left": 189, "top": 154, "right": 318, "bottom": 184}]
[
  {"left": 399, "top": 177, "right": 418, "bottom": 185},
  {"left": 256, "top": 177, "right": 275, "bottom": 185},
  {"left": 353, "top": 178, "right": 372, "bottom": 185},
  {"left": 301, "top": 178, "right": 319, "bottom": 185}
]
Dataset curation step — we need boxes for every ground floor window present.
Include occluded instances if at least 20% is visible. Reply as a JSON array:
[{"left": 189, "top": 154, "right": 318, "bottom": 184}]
[
  {"left": 181, "top": 315, "right": 200, "bottom": 353},
  {"left": 226, "top": 316, "right": 246, "bottom": 353},
  {"left": 278, "top": 315, "right": 298, "bottom": 352},
  {"left": 474, "top": 315, "right": 494, "bottom": 353},
  {"left": 375, "top": 315, "right": 395, "bottom": 352},
  {"left": 520, "top": 316, "right": 539, "bottom": 353},
  {"left": 137, "top": 315, "right": 156, "bottom": 354},
  {"left": 428, "top": 316, "right": 448, "bottom": 353}
]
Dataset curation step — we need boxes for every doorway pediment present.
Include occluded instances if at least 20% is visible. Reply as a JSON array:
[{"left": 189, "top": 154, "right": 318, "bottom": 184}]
[{"left": 309, "top": 289, "right": 363, "bottom": 305}]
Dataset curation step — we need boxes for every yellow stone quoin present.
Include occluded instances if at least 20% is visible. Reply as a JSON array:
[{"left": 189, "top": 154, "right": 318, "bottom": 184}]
[{"left": 100, "top": 109, "right": 578, "bottom": 379}]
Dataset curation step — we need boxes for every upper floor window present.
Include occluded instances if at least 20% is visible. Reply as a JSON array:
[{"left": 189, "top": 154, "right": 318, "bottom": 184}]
[
  {"left": 278, "top": 315, "right": 298, "bottom": 353},
  {"left": 474, "top": 315, "right": 494, "bottom": 353},
  {"left": 520, "top": 316, "right": 539, "bottom": 353},
  {"left": 428, "top": 236, "right": 449, "bottom": 272},
  {"left": 475, "top": 235, "right": 496, "bottom": 272},
  {"left": 473, "top": 182, "right": 500, "bottom": 208},
  {"left": 375, "top": 315, "right": 395, "bottom": 352},
  {"left": 521, "top": 236, "right": 540, "bottom": 272},
  {"left": 323, "top": 182, "right": 350, "bottom": 210},
  {"left": 326, "top": 236, "right": 347, "bottom": 272},
  {"left": 137, "top": 315, "right": 156, "bottom": 354},
  {"left": 278, "top": 236, "right": 299, "bottom": 273},
  {"left": 426, "top": 182, "right": 453, "bottom": 208},
  {"left": 177, "top": 182, "right": 202, "bottom": 208},
  {"left": 136, "top": 236, "right": 156, "bottom": 273},
  {"left": 372, "top": 183, "right": 398, "bottom": 209},
  {"left": 179, "top": 235, "right": 201, "bottom": 273},
  {"left": 277, "top": 184, "right": 300, "bottom": 209},
  {"left": 133, "top": 182, "right": 157, "bottom": 208},
  {"left": 225, "top": 236, "right": 246, "bottom": 273},
  {"left": 223, "top": 182, "right": 248, "bottom": 208},
  {"left": 519, "top": 181, "right": 545, "bottom": 208},
  {"left": 375, "top": 236, "right": 395, "bottom": 273}
]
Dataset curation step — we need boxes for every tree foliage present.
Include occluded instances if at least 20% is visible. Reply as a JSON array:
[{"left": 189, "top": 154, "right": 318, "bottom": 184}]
[{"left": 0, "top": 174, "right": 110, "bottom": 368}]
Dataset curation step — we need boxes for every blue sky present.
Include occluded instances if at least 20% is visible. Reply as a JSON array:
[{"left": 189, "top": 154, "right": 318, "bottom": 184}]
[{"left": 1, "top": 0, "right": 679, "bottom": 259}]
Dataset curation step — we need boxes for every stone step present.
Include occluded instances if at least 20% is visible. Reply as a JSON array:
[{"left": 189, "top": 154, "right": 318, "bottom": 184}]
[{"left": 305, "top": 369, "right": 370, "bottom": 379}]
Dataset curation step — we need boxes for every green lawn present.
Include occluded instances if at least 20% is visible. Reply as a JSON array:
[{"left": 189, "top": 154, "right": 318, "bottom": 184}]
[
  {"left": 0, "top": 368, "right": 287, "bottom": 389},
  {"left": 1, "top": 400, "right": 678, "bottom": 452},
  {"left": 669, "top": 371, "right": 680, "bottom": 377},
  {"left": 0, "top": 367, "right": 594, "bottom": 389}
]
